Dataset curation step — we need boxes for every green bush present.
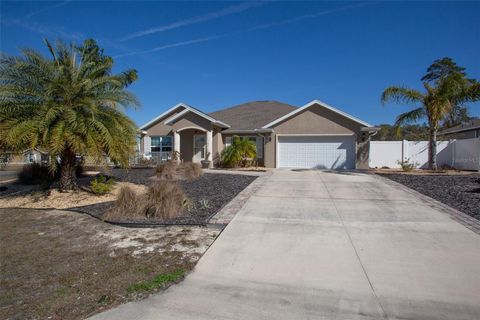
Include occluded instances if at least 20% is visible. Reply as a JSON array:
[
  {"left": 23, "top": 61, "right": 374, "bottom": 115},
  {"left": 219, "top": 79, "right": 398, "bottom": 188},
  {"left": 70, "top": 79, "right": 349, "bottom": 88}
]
[
  {"left": 90, "top": 175, "right": 115, "bottom": 195},
  {"left": 220, "top": 136, "right": 256, "bottom": 168}
]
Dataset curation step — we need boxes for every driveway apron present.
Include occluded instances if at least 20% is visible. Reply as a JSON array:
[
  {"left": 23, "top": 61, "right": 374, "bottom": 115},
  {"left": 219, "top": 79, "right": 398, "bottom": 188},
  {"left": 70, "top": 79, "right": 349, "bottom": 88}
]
[{"left": 91, "top": 170, "right": 480, "bottom": 320}]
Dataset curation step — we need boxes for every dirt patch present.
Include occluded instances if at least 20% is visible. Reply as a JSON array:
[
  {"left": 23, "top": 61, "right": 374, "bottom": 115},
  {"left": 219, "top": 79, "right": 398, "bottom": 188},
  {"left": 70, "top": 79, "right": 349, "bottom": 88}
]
[
  {"left": 0, "top": 181, "right": 147, "bottom": 209},
  {"left": 0, "top": 208, "right": 219, "bottom": 320},
  {"left": 378, "top": 173, "right": 480, "bottom": 220}
]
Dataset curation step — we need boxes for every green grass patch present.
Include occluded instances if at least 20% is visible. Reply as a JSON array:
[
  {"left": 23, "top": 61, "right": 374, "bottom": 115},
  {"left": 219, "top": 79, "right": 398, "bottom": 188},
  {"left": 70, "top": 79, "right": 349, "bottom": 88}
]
[{"left": 127, "top": 269, "right": 185, "bottom": 293}]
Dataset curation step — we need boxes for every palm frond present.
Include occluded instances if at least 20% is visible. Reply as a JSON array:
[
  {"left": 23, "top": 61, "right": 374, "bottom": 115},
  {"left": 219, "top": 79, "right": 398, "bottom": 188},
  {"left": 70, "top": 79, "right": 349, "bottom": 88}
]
[{"left": 381, "top": 86, "right": 423, "bottom": 106}]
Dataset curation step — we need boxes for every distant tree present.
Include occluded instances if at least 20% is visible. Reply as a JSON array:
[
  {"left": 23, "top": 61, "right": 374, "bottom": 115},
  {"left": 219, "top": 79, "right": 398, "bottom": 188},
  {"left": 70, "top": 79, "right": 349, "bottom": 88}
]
[
  {"left": 381, "top": 57, "right": 479, "bottom": 170},
  {"left": 372, "top": 124, "right": 429, "bottom": 141},
  {"left": 423, "top": 57, "right": 477, "bottom": 129},
  {"left": 0, "top": 39, "right": 139, "bottom": 190},
  {"left": 442, "top": 106, "right": 472, "bottom": 128},
  {"left": 421, "top": 57, "right": 467, "bottom": 83}
]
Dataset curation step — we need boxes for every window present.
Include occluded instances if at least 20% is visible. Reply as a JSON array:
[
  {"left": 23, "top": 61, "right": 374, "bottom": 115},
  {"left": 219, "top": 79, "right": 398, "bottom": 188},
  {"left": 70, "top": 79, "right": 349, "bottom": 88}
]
[
  {"left": 24, "top": 152, "right": 35, "bottom": 163},
  {"left": 151, "top": 136, "right": 172, "bottom": 152}
]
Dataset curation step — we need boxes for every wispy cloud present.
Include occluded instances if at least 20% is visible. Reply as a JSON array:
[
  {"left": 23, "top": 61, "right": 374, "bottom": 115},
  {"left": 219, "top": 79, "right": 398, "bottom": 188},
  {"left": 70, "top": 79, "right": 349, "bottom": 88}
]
[
  {"left": 2, "top": 16, "right": 85, "bottom": 41},
  {"left": 246, "top": 2, "right": 373, "bottom": 32},
  {"left": 114, "top": 35, "right": 224, "bottom": 58},
  {"left": 115, "top": 2, "right": 374, "bottom": 58},
  {"left": 24, "top": 0, "right": 72, "bottom": 19},
  {"left": 119, "top": 1, "right": 264, "bottom": 42}
]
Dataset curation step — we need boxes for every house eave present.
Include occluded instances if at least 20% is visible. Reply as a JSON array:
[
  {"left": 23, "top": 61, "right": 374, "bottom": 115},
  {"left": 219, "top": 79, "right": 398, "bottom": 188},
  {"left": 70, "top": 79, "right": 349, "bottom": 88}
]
[
  {"left": 262, "top": 99, "right": 373, "bottom": 129},
  {"left": 438, "top": 125, "right": 480, "bottom": 135}
]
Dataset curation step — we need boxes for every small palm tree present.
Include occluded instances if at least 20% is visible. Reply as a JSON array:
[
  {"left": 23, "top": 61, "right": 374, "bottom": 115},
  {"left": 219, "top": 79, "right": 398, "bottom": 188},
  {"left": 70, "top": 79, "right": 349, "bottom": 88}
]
[
  {"left": 381, "top": 59, "right": 479, "bottom": 170},
  {"left": 0, "top": 39, "right": 139, "bottom": 190},
  {"left": 221, "top": 136, "right": 256, "bottom": 167}
]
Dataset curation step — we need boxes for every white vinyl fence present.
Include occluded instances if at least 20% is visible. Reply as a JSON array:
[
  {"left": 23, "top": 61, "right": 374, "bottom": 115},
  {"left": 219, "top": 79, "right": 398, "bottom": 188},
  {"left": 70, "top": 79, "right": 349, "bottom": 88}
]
[{"left": 369, "top": 138, "right": 480, "bottom": 171}]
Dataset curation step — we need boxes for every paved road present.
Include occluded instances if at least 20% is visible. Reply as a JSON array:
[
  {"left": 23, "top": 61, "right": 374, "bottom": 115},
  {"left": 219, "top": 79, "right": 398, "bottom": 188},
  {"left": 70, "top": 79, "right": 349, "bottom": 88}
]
[{"left": 92, "top": 170, "right": 480, "bottom": 320}]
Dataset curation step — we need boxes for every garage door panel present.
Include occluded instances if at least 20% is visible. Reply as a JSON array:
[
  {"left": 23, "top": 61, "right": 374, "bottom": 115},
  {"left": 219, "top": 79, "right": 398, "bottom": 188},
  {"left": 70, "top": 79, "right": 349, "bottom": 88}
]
[{"left": 278, "top": 136, "right": 355, "bottom": 169}]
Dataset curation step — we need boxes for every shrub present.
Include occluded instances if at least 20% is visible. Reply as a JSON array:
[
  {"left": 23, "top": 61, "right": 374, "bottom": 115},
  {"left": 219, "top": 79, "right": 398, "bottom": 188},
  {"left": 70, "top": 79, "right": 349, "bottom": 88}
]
[
  {"left": 90, "top": 175, "right": 115, "bottom": 195},
  {"left": 104, "top": 185, "right": 140, "bottom": 220},
  {"left": 397, "top": 158, "right": 417, "bottom": 172},
  {"left": 144, "top": 181, "right": 185, "bottom": 219},
  {"left": 183, "top": 162, "right": 203, "bottom": 181},
  {"left": 17, "top": 163, "right": 57, "bottom": 185},
  {"left": 155, "top": 161, "right": 177, "bottom": 180},
  {"left": 220, "top": 135, "right": 256, "bottom": 167},
  {"left": 105, "top": 181, "right": 186, "bottom": 221}
]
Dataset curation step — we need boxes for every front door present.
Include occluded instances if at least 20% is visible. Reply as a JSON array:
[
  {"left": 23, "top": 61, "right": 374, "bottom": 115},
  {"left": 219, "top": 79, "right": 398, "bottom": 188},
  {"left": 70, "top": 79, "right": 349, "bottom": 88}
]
[{"left": 193, "top": 134, "right": 206, "bottom": 162}]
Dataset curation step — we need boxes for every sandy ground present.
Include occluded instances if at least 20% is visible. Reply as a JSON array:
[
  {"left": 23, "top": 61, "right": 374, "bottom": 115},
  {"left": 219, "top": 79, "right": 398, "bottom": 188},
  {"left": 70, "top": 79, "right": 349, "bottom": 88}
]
[
  {"left": 0, "top": 208, "right": 220, "bottom": 319},
  {"left": 0, "top": 181, "right": 147, "bottom": 209}
]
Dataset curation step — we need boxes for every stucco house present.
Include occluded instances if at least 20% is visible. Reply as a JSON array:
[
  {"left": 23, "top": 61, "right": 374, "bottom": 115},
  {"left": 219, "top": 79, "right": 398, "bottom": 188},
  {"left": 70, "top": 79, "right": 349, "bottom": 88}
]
[
  {"left": 139, "top": 100, "right": 378, "bottom": 169},
  {"left": 438, "top": 119, "right": 480, "bottom": 140}
]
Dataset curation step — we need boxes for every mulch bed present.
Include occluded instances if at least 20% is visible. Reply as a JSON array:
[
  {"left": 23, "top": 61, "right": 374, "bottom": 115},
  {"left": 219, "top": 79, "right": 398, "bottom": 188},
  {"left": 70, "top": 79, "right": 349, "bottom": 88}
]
[
  {"left": 378, "top": 173, "right": 480, "bottom": 220},
  {"left": 73, "top": 169, "right": 257, "bottom": 225}
]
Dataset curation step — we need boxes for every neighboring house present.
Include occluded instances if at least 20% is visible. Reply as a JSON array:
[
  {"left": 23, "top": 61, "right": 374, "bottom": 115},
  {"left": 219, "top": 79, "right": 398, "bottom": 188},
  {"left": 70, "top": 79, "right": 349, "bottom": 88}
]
[
  {"left": 140, "top": 100, "right": 378, "bottom": 170},
  {"left": 438, "top": 119, "right": 480, "bottom": 140},
  {"left": 0, "top": 149, "right": 49, "bottom": 170}
]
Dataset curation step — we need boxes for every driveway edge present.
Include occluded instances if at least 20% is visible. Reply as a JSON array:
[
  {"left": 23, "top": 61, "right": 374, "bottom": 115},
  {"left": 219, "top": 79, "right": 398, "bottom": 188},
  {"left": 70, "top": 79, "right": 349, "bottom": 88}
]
[
  {"left": 208, "top": 171, "right": 272, "bottom": 225},
  {"left": 372, "top": 173, "right": 480, "bottom": 235}
]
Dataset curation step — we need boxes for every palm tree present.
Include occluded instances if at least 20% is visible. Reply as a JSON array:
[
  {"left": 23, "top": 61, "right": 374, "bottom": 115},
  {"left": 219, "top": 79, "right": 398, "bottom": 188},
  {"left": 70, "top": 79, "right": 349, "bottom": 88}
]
[
  {"left": 381, "top": 59, "right": 479, "bottom": 170},
  {"left": 220, "top": 136, "right": 256, "bottom": 167},
  {"left": 0, "top": 39, "right": 139, "bottom": 190}
]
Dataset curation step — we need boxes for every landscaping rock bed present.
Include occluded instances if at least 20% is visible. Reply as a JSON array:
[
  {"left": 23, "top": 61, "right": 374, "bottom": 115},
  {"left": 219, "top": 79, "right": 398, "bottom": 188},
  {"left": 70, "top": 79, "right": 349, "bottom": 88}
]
[
  {"left": 378, "top": 173, "right": 480, "bottom": 220},
  {"left": 73, "top": 169, "right": 257, "bottom": 225}
]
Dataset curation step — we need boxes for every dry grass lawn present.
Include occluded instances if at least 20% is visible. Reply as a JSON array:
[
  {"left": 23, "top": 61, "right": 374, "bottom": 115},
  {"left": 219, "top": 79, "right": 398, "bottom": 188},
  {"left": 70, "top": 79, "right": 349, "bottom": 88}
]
[{"left": 0, "top": 208, "right": 220, "bottom": 320}]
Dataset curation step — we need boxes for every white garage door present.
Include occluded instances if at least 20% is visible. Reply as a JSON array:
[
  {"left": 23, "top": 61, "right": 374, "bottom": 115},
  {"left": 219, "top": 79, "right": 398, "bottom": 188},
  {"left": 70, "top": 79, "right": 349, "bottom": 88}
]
[{"left": 277, "top": 135, "right": 355, "bottom": 169}]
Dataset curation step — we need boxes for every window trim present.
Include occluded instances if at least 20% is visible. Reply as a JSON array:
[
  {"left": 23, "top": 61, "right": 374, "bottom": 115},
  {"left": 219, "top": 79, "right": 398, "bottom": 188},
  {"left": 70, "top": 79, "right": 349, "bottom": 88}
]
[{"left": 151, "top": 136, "right": 173, "bottom": 153}]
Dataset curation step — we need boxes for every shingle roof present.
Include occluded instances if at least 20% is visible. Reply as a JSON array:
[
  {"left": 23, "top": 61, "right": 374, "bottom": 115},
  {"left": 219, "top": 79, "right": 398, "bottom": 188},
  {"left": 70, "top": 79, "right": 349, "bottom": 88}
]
[
  {"left": 439, "top": 119, "right": 480, "bottom": 135},
  {"left": 209, "top": 101, "right": 297, "bottom": 130}
]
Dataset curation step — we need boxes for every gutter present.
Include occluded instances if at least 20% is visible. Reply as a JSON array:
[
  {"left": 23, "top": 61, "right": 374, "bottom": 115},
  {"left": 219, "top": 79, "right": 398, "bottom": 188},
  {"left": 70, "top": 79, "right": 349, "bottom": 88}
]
[{"left": 438, "top": 125, "right": 480, "bottom": 136}]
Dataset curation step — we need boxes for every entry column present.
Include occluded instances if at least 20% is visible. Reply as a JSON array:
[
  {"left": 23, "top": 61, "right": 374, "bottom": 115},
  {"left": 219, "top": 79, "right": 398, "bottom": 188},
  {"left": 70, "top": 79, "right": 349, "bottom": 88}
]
[
  {"left": 206, "top": 130, "right": 213, "bottom": 168},
  {"left": 174, "top": 131, "right": 180, "bottom": 163}
]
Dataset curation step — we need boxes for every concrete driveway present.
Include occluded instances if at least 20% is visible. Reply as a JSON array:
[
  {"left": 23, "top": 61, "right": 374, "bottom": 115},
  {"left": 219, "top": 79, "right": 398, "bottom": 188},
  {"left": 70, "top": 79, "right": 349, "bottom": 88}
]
[{"left": 92, "top": 170, "right": 480, "bottom": 320}]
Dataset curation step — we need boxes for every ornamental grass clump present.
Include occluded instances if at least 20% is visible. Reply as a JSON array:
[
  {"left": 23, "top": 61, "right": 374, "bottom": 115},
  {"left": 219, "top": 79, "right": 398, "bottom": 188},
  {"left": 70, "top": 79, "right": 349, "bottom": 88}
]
[
  {"left": 183, "top": 162, "right": 203, "bottom": 181},
  {"left": 155, "top": 161, "right": 177, "bottom": 180},
  {"left": 107, "top": 185, "right": 140, "bottom": 219},
  {"left": 105, "top": 181, "right": 186, "bottom": 221},
  {"left": 144, "top": 181, "right": 185, "bottom": 219},
  {"left": 155, "top": 161, "right": 203, "bottom": 181}
]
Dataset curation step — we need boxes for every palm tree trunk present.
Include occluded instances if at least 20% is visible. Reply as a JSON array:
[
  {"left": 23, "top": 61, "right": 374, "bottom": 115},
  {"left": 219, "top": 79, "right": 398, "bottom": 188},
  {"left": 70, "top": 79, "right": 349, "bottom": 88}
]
[
  {"left": 60, "top": 147, "right": 77, "bottom": 191},
  {"left": 428, "top": 128, "right": 438, "bottom": 170}
]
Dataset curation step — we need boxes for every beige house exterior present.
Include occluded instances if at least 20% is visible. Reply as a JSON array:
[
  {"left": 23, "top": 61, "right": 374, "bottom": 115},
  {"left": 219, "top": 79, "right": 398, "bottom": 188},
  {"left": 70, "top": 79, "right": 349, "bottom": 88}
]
[{"left": 139, "top": 100, "right": 378, "bottom": 169}]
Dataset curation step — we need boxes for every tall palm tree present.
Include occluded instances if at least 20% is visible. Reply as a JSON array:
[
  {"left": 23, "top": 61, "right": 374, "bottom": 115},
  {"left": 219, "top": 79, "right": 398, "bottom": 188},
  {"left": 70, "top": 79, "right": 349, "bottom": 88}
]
[
  {"left": 381, "top": 69, "right": 479, "bottom": 170},
  {"left": 0, "top": 39, "right": 139, "bottom": 190}
]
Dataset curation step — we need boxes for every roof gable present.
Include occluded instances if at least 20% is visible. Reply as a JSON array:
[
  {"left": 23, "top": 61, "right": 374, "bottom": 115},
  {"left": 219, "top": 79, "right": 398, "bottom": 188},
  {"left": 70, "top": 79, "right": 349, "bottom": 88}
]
[
  {"left": 262, "top": 100, "right": 373, "bottom": 128},
  {"left": 140, "top": 103, "right": 229, "bottom": 130}
]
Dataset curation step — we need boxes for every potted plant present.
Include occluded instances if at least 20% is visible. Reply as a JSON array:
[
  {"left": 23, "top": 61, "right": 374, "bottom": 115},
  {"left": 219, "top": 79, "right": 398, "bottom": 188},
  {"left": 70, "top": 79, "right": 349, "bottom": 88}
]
[{"left": 201, "top": 152, "right": 211, "bottom": 169}]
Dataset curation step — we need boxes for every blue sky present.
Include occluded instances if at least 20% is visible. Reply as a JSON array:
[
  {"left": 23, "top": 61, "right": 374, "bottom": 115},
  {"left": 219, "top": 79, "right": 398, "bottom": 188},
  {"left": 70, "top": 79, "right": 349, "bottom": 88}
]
[{"left": 1, "top": 1, "right": 479, "bottom": 127}]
